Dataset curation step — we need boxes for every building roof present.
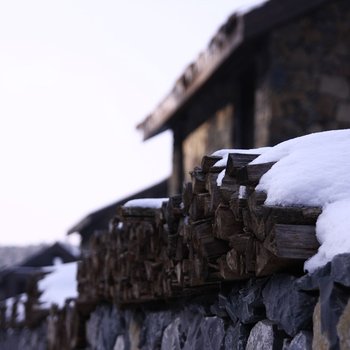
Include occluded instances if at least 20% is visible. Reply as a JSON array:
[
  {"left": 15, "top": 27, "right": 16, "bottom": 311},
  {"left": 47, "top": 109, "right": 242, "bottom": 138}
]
[
  {"left": 137, "top": 0, "right": 330, "bottom": 141},
  {"left": 18, "top": 242, "right": 78, "bottom": 267},
  {"left": 67, "top": 178, "right": 168, "bottom": 239}
]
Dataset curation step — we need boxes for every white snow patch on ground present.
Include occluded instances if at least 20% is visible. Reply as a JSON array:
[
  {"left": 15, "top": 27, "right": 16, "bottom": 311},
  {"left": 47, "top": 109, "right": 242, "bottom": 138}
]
[
  {"left": 38, "top": 262, "right": 77, "bottom": 308},
  {"left": 124, "top": 198, "right": 168, "bottom": 208},
  {"left": 251, "top": 129, "right": 350, "bottom": 272},
  {"left": 4, "top": 294, "right": 26, "bottom": 322}
]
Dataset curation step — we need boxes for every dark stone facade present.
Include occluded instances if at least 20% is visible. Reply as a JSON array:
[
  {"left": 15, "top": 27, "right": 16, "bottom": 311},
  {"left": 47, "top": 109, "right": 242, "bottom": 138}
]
[{"left": 255, "top": 0, "right": 350, "bottom": 146}]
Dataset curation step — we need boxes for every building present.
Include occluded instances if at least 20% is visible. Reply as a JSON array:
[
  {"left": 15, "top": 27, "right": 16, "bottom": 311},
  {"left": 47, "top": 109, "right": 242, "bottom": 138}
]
[
  {"left": 137, "top": 0, "right": 350, "bottom": 194},
  {"left": 0, "top": 242, "right": 78, "bottom": 301}
]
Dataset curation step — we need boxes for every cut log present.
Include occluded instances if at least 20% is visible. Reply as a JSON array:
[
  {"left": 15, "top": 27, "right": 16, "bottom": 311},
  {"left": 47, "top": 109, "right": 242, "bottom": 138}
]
[
  {"left": 213, "top": 204, "right": 244, "bottom": 240},
  {"left": 189, "top": 193, "right": 212, "bottom": 220},
  {"left": 226, "top": 153, "right": 260, "bottom": 177},
  {"left": 264, "top": 224, "right": 319, "bottom": 259},
  {"left": 182, "top": 182, "right": 193, "bottom": 215},
  {"left": 118, "top": 206, "right": 162, "bottom": 218},
  {"left": 219, "top": 175, "right": 239, "bottom": 203},
  {"left": 237, "top": 162, "right": 276, "bottom": 186},
  {"left": 201, "top": 155, "right": 223, "bottom": 172},
  {"left": 206, "top": 173, "right": 222, "bottom": 213},
  {"left": 191, "top": 167, "right": 207, "bottom": 194}
]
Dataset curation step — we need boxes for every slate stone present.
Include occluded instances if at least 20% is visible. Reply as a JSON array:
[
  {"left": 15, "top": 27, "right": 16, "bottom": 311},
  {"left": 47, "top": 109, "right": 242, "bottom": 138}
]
[
  {"left": 331, "top": 253, "right": 350, "bottom": 287},
  {"left": 262, "top": 274, "right": 317, "bottom": 336},
  {"left": 288, "top": 331, "right": 312, "bottom": 350},
  {"left": 161, "top": 317, "right": 181, "bottom": 350},
  {"left": 210, "top": 294, "right": 229, "bottom": 318},
  {"left": 227, "top": 278, "right": 267, "bottom": 324},
  {"left": 139, "top": 310, "right": 173, "bottom": 350},
  {"left": 113, "top": 335, "right": 125, "bottom": 350},
  {"left": 296, "top": 262, "right": 331, "bottom": 291},
  {"left": 245, "top": 320, "right": 285, "bottom": 350},
  {"left": 318, "top": 279, "right": 349, "bottom": 350},
  {"left": 282, "top": 338, "right": 291, "bottom": 350},
  {"left": 312, "top": 301, "right": 330, "bottom": 350},
  {"left": 224, "top": 323, "right": 251, "bottom": 350},
  {"left": 200, "top": 316, "right": 225, "bottom": 350},
  {"left": 337, "top": 298, "right": 350, "bottom": 349},
  {"left": 181, "top": 314, "right": 225, "bottom": 350},
  {"left": 86, "top": 305, "right": 123, "bottom": 350},
  {"left": 181, "top": 309, "right": 204, "bottom": 350}
]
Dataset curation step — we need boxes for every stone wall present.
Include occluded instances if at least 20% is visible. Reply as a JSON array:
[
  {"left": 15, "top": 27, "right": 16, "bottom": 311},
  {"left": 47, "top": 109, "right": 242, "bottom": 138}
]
[
  {"left": 254, "top": 0, "right": 350, "bottom": 146},
  {"left": 0, "top": 323, "right": 47, "bottom": 350},
  {"left": 77, "top": 256, "right": 350, "bottom": 349}
]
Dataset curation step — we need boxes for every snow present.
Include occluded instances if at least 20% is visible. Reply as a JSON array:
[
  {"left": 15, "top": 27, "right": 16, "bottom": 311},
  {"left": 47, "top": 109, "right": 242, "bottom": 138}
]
[
  {"left": 4, "top": 294, "right": 26, "bottom": 322},
  {"left": 38, "top": 262, "right": 77, "bottom": 308},
  {"left": 124, "top": 198, "right": 168, "bottom": 208},
  {"left": 250, "top": 129, "right": 350, "bottom": 272},
  {"left": 212, "top": 147, "right": 270, "bottom": 186}
]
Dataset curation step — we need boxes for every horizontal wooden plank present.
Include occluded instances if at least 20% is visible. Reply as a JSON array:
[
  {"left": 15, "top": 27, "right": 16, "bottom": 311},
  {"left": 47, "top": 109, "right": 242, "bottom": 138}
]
[{"left": 265, "top": 224, "right": 319, "bottom": 259}]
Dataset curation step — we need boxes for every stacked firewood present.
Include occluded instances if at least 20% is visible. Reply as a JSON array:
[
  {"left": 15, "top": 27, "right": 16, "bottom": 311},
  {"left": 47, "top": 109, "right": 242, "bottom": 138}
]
[{"left": 76, "top": 151, "right": 321, "bottom": 305}]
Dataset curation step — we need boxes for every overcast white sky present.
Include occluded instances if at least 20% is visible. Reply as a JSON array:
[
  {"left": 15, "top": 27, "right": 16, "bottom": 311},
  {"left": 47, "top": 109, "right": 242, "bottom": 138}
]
[{"left": 0, "top": 0, "right": 264, "bottom": 246}]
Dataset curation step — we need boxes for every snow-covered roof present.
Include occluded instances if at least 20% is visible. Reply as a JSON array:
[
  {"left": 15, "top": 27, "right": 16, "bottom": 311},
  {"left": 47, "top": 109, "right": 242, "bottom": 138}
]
[
  {"left": 38, "top": 262, "right": 78, "bottom": 308},
  {"left": 124, "top": 198, "right": 169, "bottom": 209}
]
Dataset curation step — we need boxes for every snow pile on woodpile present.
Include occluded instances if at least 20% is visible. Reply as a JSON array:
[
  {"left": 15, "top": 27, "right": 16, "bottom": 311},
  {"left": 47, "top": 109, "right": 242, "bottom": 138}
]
[{"left": 215, "top": 129, "right": 350, "bottom": 272}]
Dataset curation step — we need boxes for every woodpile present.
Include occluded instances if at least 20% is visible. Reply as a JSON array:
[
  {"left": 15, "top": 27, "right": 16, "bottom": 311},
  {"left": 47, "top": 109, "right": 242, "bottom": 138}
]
[{"left": 77, "top": 150, "right": 322, "bottom": 305}]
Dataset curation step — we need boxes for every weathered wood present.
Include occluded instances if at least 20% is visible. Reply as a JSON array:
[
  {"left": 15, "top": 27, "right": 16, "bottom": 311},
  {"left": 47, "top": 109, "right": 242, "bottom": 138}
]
[
  {"left": 226, "top": 153, "right": 260, "bottom": 177},
  {"left": 191, "top": 167, "right": 207, "bottom": 194},
  {"left": 225, "top": 248, "right": 251, "bottom": 279},
  {"left": 118, "top": 206, "right": 162, "bottom": 218},
  {"left": 237, "top": 162, "right": 276, "bottom": 186},
  {"left": 264, "top": 224, "right": 319, "bottom": 259},
  {"left": 201, "top": 155, "right": 223, "bottom": 172},
  {"left": 206, "top": 173, "right": 223, "bottom": 213},
  {"left": 189, "top": 193, "right": 212, "bottom": 220},
  {"left": 219, "top": 175, "right": 239, "bottom": 203},
  {"left": 213, "top": 204, "right": 244, "bottom": 240},
  {"left": 182, "top": 182, "right": 193, "bottom": 215}
]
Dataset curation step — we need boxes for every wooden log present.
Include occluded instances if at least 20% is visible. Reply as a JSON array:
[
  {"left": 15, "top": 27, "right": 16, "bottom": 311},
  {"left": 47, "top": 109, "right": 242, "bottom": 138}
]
[
  {"left": 201, "top": 155, "right": 222, "bottom": 172},
  {"left": 190, "top": 219, "right": 229, "bottom": 258},
  {"left": 213, "top": 204, "right": 244, "bottom": 240},
  {"left": 224, "top": 248, "right": 251, "bottom": 279},
  {"left": 189, "top": 193, "right": 212, "bottom": 220},
  {"left": 182, "top": 182, "right": 193, "bottom": 215},
  {"left": 264, "top": 224, "right": 319, "bottom": 259},
  {"left": 219, "top": 174, "right": 239, "bottom": 203},
  {"left": 118, "top": 206, "right": 162, "bottom": 218},
  {"left": 255, "top": 242, "right": 303, "bottom": 277},
  {"left": 229, "top": 196, "right": 247, "bottom": 222},
  {"left": 226, "top": 153, "right": 260, "bottom": 177},
  {"left": 263, "top": 205, "right": 322, "bottom": 225},
  {"left": 205, "top": 173, "right": 222, "bottom": 213},
  {"left": 191, "top": 167, "right": 207, "bottom": 194},
  {"left": 237, "top": 162, "right": 276, "bottom": 186}
]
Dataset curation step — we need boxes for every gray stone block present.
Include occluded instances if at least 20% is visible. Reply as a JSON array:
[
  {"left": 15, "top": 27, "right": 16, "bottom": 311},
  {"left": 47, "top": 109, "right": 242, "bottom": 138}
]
[
  {"left": 227, "top": 278, "right": 267, "bottom": 324},
  {"left": 288, "top": 331, "right": 312, "bottom": 350},
  {"left": 262, "top": 274, "right": 317, "bottom": 336},
  {"left": 246, "top": 320, "right": 285, "bottom": 350},
  {"left": 331, "top": 253, "right": 350, "bottom": 287},
  {"left": 224, "top": 323, "right": 251, "bottom": 350}
]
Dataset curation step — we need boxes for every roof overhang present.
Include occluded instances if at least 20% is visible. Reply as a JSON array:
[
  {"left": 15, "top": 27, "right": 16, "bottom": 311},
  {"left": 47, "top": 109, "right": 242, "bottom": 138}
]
[{"left": 137, "top": 0, "right": 330, "bottom": 141}]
